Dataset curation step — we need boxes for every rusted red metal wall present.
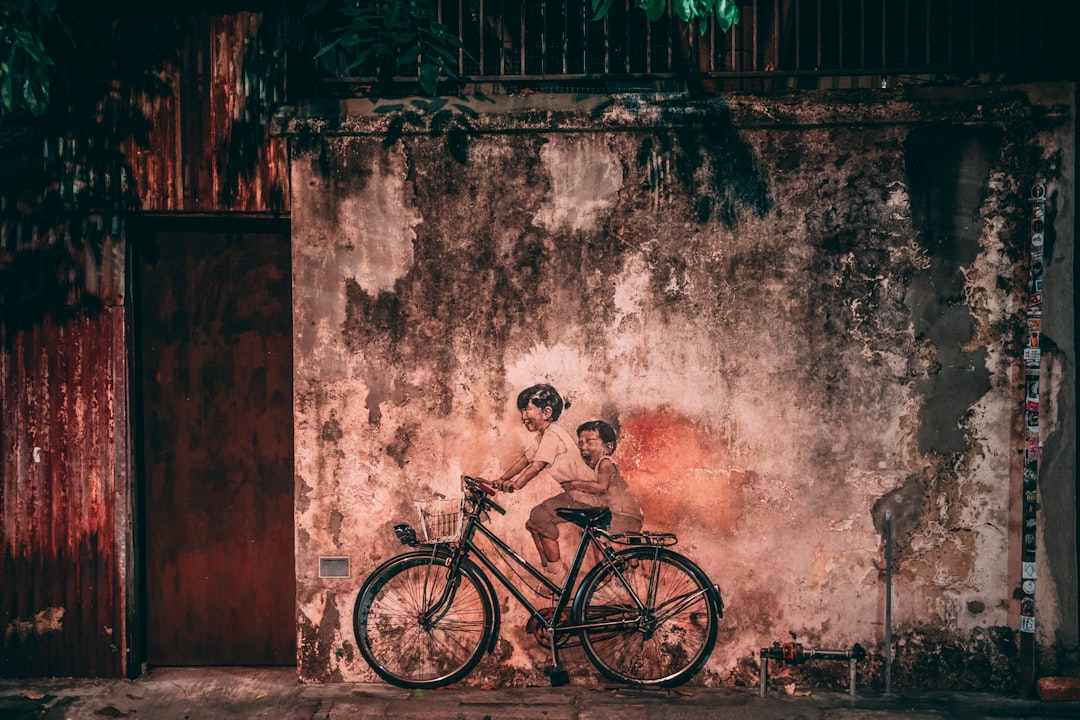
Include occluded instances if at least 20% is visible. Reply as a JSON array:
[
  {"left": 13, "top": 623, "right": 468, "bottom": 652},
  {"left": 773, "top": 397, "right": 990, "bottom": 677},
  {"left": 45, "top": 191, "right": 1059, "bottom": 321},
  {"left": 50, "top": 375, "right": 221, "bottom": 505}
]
[
  {"left": 0, "top": 105, "right": 131, "bottom": 674},
  {"left": 0, "top": 303, "right": 129, "bottom": 677},
  {"left": 1, "top": 10, "right": 291, "bottom": 677},
  {"left": 123, "top": 11, "right": 290, "bottom": 214}
]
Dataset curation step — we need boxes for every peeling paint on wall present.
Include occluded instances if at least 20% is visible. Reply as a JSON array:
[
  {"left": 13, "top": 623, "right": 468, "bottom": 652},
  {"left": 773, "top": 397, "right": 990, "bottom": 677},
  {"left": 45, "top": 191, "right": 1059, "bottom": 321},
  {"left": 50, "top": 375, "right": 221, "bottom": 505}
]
[
  {"left": 284, "top": 87, "right": 1075, "bottom": 688},
  {"left": 4, "top": 607, "right": 65, "bottom": 644},
  {"left": 905, "top": 125, "right": 1000, "bottom": 455},
  {"left": 532, "top": 136, "right": 622, "bottom": 233}
]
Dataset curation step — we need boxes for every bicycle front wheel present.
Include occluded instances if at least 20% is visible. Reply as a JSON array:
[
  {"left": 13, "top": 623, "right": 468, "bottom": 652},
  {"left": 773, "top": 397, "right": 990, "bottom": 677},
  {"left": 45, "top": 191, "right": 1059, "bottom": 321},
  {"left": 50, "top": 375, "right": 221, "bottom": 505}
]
[
  {"left": 573, "top": 547, "right": 719, "bottom": 686},
  {"left": 354, "top": 552, "right": 494, "bottom": 688}
]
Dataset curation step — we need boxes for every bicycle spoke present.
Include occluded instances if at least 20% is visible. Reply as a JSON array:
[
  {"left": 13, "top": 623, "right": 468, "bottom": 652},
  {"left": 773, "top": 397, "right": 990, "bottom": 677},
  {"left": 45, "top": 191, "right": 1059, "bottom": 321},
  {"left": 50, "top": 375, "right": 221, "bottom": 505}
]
[
  {"left": 356, "top": 554, "right": 493, "bottom": 688},
  {"left": 653, "top": 587, "right": 712, "bottom": 624},
  {"left": 577, "top": 548, "right": 718, "bottom": 686}
]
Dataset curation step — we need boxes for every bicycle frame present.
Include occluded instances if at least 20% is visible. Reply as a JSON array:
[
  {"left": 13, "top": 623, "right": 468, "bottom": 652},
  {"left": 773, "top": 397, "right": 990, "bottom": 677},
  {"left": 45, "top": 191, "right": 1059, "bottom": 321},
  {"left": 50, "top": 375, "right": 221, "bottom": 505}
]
[
  {"left": 403, "top": 479, "right": 702, "bottom": 678},
  {"left": 462, "top": 509, "right": 607, "bottom": 636}
]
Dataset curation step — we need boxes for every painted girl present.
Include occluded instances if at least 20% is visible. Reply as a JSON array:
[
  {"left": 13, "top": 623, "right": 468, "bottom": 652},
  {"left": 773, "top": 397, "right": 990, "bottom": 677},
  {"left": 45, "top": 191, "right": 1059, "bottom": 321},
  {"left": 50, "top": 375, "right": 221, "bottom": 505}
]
[{"left": 490, "top": 383, "right": 595, "bottom": 572}]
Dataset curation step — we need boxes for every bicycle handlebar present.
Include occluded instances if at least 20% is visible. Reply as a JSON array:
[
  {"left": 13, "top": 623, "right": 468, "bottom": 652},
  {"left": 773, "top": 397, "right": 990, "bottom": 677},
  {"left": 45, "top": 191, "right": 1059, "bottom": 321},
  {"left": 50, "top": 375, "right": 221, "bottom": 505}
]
[{"left": 463, "top": 475, "right": 507, "bottom": 515}]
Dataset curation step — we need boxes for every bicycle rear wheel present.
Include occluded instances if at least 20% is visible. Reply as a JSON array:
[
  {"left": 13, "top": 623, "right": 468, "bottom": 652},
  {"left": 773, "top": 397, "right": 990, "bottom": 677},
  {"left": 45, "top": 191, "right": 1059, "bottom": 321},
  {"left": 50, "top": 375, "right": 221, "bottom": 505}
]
[
  {"left": 573, "top": 547, "right": 719, "bottom": 686},
  {"left": 354, "top": 552, "right": 494, "bottom": 688}
]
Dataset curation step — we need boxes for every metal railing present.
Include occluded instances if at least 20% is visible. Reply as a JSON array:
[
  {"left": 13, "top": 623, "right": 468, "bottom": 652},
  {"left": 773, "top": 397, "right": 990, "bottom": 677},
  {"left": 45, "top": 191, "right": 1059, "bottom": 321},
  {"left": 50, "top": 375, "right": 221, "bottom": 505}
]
[{"left": 317, "top": 0, "right": 1076, "bottom": 93}]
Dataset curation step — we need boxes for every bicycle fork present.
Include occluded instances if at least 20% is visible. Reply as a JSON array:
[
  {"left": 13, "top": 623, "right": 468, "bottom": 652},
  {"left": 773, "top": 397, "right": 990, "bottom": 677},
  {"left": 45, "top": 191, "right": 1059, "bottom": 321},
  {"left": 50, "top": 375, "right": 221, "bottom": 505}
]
[{"left": 419, "top": 548, "right": 464, "bottom": 628}]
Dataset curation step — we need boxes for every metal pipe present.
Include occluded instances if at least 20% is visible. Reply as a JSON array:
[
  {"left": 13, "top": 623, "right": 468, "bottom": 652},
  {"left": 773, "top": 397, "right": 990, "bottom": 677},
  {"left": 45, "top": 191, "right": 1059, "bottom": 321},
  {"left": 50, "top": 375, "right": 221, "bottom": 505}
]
[
  {"left": 759, "top": 642, "right": 865, "bottom": 696},
  {"left": 760, "top": 643, "right": 866, "bottom": 662},
  {"left": 885, "top": 508, "right": 893, "bottom": 695}
]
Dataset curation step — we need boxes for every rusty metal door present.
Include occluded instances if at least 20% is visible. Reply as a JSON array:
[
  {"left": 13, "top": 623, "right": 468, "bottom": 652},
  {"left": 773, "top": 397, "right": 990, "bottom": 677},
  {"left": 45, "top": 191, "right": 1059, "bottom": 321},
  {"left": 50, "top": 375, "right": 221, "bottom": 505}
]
[{"left": 135, "top": 218, "right": 295, "bottom": 665}]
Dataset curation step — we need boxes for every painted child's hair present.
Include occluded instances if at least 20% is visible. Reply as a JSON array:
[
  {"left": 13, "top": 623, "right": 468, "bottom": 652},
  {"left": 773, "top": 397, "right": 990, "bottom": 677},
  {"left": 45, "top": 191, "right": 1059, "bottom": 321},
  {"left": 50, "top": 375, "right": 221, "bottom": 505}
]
[
  {"left": 577, "top": 420, "right": 617, "bottom": 453},
  {"left": 517, "top": 383, "right": 567, "bottom": 420}
]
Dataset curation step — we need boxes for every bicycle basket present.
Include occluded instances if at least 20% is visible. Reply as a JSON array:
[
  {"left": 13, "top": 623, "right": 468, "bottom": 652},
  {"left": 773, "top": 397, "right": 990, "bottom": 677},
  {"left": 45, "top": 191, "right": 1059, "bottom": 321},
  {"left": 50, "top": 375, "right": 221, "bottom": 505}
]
[{"left": 414, "top": 498, "right": 463, "bottom": 542}]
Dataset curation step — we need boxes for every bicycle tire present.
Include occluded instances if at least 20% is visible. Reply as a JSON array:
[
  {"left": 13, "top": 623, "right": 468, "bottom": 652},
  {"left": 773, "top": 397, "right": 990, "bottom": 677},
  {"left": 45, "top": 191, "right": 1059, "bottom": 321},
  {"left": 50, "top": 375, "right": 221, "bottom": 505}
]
[
  {"left": 573, "top": 547, "right": 719, "bottom": 686},
  {"left": 354, "top": 552, "right": 495, "bottom": 688}
]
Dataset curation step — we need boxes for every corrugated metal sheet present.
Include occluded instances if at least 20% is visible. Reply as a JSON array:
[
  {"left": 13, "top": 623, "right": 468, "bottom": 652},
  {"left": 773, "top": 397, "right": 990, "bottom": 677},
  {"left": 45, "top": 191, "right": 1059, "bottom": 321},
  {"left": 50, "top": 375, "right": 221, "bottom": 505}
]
[
  {"left": 126, "top": 11, "right": 290, "bottom": 214},
  {"left": 1, "top": 64, "right": 132, "bottom": 675},
  {"left": 1, "top": 307, "right": 128, "bottom": 678}
]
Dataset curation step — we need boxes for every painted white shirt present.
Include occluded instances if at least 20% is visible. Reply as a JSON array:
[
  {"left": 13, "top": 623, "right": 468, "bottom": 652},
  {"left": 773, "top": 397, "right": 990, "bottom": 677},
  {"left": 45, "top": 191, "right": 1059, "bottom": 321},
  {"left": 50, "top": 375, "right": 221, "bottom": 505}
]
[{"left": 526, "top": 421, "right": 593, "bottom": 486}]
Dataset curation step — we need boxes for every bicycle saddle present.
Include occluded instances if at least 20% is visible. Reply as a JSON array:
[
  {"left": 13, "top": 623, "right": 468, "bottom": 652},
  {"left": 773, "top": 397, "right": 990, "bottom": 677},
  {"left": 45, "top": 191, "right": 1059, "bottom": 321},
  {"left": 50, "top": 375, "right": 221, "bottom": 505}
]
[{"left": 555, "top": 506, "right": 611, "bottom": 530}]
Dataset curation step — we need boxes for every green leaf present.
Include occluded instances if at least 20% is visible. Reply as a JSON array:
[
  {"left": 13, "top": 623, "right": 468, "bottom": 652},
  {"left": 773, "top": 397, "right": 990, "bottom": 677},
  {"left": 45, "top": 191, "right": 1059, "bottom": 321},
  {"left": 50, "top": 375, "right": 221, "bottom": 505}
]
[
  {"left": 593, "top": 0, "right": 615, "bottom": 21},
  {"left": 429, "top": 55, "right": 458, "bottom": 77},
  {"left": 595, "top": 0, "right": 740, "bottom": 32},
  {"left": 716, "top": 0, "right": 740, "bottom": 32},
  {"left": 305, "top": 0, "right": 480, "bottom": 94},
  {"left": 427, "top": 44, "right": 459, "bottom": 64},
  {"left": 674, "top": 0, "right": 698, "bottom": 23},
  {"left": 23, "top": 78, "right": 44, "bottom": 116},
  {"left": 303, "top": 0, "right": 331, "bottom": 19},
  {"left": 419, "top": 61, "right": 439, "bottom": 95},
  {"left": 642, "top": 0, "right": 667, "bottom": 22},
  {"left": 390, "top": 31, "right": 417, "bottom": 46},
  {"left": 312, "top": 36, "right": 343, "bottom": 60},
  {"left": 349, "top": 17, "right": 378, "bottom": 30},
  {"left": 1, "top": 74, "right": 13, "bottom": 112}
]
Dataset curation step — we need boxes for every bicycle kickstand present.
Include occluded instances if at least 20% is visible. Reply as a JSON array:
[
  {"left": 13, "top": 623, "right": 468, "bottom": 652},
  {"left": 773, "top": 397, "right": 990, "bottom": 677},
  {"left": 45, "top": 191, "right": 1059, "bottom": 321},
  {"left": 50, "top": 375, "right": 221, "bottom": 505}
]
[
  {"left": 544, "top": 626, "right": 569, "bottom": 687},
  {"left": 544, "top": 664, "right": 570, "bottom": 687}
]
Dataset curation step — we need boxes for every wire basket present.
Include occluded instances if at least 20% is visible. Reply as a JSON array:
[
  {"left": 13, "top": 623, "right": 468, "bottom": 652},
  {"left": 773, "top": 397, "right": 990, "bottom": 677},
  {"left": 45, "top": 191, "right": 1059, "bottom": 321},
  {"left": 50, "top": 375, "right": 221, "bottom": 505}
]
[{"left": 414, "top": 498, "right": 463, "bottom": 543}]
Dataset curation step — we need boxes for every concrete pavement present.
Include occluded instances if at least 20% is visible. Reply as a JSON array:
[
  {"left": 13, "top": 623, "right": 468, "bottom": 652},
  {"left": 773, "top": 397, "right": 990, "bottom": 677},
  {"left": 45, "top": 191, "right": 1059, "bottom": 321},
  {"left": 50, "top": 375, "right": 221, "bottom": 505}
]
[{"left": 2, "top": 667, "right": 1080, "bottom": 719}]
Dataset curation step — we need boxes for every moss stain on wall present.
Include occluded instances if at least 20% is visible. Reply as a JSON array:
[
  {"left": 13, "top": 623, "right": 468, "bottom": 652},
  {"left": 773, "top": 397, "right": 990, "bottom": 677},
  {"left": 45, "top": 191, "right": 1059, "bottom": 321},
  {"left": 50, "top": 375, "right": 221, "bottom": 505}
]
[{"left": 285, "top": 88, "right": 1074, "bottom": 687}]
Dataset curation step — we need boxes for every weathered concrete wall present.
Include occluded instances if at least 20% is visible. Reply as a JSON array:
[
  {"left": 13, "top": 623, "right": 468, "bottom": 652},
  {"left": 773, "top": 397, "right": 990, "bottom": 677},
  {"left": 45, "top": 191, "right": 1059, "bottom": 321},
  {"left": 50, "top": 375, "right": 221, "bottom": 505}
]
[{"left": 282, "top": 85, "right": 1076, "bottom": 688}]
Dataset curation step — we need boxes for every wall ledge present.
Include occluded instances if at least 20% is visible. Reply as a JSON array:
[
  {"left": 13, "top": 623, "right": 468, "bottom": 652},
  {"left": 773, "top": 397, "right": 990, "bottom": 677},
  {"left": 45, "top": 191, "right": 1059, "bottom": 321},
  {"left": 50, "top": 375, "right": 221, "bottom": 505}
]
[{"left": 273, "top": 82, "right": 1074, "bottom": 137}]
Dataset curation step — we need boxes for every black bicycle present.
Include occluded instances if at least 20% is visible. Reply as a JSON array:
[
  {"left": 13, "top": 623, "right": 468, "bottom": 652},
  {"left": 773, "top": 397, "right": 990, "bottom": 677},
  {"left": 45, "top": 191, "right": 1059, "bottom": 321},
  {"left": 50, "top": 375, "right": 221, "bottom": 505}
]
[{"left": 353, "top": 476, "right": 724, "bottom": 689}]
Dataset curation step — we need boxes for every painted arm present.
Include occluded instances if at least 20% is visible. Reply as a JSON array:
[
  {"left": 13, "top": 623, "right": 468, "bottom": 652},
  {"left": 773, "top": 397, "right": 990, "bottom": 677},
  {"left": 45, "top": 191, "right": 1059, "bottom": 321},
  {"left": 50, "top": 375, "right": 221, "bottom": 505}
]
[
  {"left": 509, "top": 460, "right": 548, "bottom": 490},
  {"left": 591, "top": 457, "right": 615, "bottom": 492},
  {"left": 494, "top": 455, "right": 547, "bottom": 491},
  {"left": 562, "top": 458, "right": 614, "bottom": 494}
]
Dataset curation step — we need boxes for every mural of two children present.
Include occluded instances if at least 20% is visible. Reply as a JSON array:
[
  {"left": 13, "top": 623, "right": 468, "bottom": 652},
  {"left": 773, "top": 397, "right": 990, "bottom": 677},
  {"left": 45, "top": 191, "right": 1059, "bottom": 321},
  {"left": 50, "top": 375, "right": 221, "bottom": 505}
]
[{"left": 489, "top": 383, "right": 644, "bottom": 574}]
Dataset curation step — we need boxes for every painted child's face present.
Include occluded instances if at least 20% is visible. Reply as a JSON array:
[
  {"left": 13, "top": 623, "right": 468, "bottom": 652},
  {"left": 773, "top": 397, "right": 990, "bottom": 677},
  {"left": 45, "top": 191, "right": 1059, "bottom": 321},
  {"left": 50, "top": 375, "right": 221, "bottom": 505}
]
[
  {"left": 520, "top": 402, "right": 551, "bottom": 432},
  {"left": 577, "top": 430, "right": 608, "bottom": 469}
]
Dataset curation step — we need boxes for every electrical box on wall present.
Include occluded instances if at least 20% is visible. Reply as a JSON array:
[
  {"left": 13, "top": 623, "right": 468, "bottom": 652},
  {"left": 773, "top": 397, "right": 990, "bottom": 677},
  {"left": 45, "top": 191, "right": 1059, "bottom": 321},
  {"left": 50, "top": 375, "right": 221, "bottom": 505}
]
[{"left": 319, "top": 557, "right": 350, "bottom": 579}]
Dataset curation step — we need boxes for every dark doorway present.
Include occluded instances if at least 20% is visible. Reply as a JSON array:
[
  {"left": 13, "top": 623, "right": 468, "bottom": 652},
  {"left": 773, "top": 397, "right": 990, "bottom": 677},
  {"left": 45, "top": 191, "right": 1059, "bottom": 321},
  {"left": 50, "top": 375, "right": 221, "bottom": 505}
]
[{"left": 133, "top": 217, "right": 295, "bottom": 666}]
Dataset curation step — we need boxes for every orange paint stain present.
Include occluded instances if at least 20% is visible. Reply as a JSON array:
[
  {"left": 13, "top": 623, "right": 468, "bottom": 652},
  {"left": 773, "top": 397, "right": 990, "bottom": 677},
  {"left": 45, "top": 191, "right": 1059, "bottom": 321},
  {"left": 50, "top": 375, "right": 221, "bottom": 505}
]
[{"left": 617, "top": 409, "right": 748, "bottom": 536}]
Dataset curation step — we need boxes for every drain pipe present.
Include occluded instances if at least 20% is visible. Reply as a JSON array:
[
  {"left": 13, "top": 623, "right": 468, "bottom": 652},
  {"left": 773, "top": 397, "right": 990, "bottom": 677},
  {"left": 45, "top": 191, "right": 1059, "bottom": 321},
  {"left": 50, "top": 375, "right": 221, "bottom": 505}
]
[{"left": 884, "top": 509, "right": 893, "bottom": 695}]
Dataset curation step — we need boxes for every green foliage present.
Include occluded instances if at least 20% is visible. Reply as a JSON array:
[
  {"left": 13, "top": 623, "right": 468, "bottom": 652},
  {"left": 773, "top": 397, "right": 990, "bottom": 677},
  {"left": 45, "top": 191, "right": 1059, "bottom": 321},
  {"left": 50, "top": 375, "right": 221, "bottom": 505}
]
[
  {"left": 306, "top": 0, "right": 462, "bottom": 95},
  {"left": 0, "top": 0, "right": 68, "bottom": 118},
  {"left": 593, "top": 0, "right": 741, "bottom": 34}
]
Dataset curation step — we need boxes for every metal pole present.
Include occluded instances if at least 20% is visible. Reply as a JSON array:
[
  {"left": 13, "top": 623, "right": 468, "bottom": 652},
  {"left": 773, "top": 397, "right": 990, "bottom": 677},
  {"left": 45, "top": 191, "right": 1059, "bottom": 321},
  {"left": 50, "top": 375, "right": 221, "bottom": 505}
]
[
  {"left": 885, "top": 508, "right": 893, "bottom": 695},
  {"left": 759, "top": 654, "right": 768, "bottom": 697}
]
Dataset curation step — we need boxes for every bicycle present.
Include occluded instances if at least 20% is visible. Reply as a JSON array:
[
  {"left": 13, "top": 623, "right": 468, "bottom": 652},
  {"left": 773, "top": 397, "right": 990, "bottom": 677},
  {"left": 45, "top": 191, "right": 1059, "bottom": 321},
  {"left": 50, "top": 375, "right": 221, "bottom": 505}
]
[{"left": 353, "top": 475, "right": 724, "bottom": 689}]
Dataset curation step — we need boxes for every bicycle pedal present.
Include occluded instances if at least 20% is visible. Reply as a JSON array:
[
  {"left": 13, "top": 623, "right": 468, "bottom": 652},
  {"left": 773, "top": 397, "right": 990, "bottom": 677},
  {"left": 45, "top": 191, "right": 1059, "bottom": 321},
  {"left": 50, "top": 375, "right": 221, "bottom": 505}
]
[{"left": 544, "top": 665, "right": 570, "bottom": 687}]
